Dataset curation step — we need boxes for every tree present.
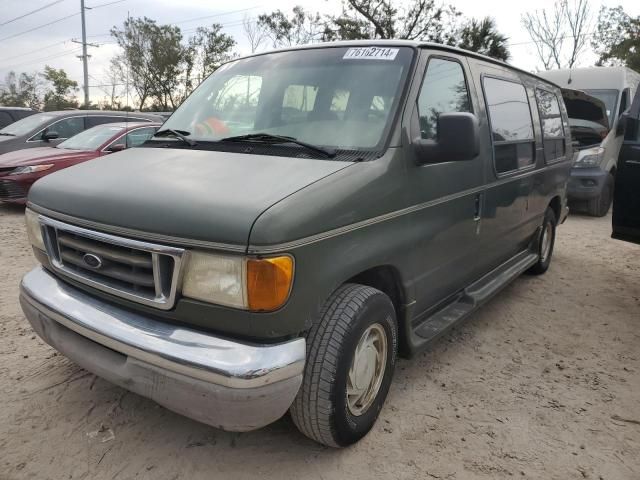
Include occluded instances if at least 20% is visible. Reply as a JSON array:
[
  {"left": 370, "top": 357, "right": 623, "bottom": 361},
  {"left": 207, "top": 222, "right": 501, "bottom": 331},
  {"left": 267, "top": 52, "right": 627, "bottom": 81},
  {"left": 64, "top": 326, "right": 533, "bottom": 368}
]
[
  {"left": 187, "top": 24, "right": 236, "bottom": 84},
  {"left": 453, "top": 17, "right": 510, "bottom": 61},
  {"left": 111, "top": 17, "right": 187, "bottom": 110},
  {"left": 323, "top": 0, "right": 461, "bottom": 42},
  {"left": 0, "top": 71, "right": 41, "bottom": 109},
  {"left": 521, "top": 0, "right": 592, "bottom": 70},
  {"left": 257, "top": 7, "right": 322, "bottom": 47},
  {"left": 243, "top": 15, "right": 266, "bottom": 53},
  {"left": 592, "top": 6, "right": 640, "bottom": 72},
  {"left": 42, "top": 66, "right": 78, "bottom": 111}
]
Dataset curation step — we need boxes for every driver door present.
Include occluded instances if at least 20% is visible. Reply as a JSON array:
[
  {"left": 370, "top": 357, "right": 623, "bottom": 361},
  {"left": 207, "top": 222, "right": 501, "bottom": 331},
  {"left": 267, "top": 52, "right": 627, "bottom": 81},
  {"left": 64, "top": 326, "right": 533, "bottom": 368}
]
[{"left": 612, "top": 87, "right": 640, "bottom": 245}]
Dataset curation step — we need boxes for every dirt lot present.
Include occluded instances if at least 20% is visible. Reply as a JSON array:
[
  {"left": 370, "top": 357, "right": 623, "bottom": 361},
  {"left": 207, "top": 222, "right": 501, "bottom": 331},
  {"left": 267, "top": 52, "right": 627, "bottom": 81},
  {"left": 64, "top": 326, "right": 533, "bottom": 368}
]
[{"left": 1, "top": 204, "right": 639, "bottom": 480}]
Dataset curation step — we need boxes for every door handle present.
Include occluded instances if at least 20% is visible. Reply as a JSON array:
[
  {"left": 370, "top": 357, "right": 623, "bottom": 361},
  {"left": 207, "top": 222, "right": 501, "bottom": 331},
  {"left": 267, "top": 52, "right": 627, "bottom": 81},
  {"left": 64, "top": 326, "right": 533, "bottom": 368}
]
[{"left": 474, "top": 193, "right": 482, "bottom": 221}]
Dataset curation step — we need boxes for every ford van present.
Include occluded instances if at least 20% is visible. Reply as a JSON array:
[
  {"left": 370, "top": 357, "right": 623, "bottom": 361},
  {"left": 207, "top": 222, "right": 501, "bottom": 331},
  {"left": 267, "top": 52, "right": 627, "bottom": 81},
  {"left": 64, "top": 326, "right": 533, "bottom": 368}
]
[{"left": 19, "top": 41, "right": 572, "bottom": 447}]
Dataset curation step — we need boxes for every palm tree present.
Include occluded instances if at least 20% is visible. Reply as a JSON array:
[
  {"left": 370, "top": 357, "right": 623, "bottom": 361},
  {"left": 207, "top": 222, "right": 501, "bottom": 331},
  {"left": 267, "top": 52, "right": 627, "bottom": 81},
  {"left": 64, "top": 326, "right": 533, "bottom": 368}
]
[{"left": 455, "top": 17, "right": 510, "bottom": 61}]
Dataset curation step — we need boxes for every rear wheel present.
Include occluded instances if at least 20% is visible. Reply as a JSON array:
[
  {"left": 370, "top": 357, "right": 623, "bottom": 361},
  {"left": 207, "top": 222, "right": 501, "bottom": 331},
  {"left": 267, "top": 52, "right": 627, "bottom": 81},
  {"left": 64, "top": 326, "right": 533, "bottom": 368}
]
[
  {"left": 527, "top": 207, "right": 557, "bottom": 275},
  {"left": 290, "top": 284, "right": 397, "bottom": 447},
  {"left": 587, "top": 173, "right": 614, "bottom": 217}
]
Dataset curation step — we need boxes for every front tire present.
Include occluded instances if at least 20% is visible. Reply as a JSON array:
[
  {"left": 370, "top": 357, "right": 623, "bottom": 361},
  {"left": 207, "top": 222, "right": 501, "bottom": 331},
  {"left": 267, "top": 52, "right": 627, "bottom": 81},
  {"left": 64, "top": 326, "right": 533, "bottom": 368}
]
[
  {"left": 587, "top": 173, "right": 614, "bottom": 217},
  {"left": 527, "top": 207, "right": 557, "bottom": 275},
  {"left": 290, "top": 284, "right": 397, "bottom": 447}
]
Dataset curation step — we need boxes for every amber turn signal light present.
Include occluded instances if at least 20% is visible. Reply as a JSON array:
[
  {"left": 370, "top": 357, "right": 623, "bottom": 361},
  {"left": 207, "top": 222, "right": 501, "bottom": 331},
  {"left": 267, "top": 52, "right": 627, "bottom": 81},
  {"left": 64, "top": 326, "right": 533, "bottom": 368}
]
[{"left": 247, "top": 256, "right": 294, "bottom": 311}]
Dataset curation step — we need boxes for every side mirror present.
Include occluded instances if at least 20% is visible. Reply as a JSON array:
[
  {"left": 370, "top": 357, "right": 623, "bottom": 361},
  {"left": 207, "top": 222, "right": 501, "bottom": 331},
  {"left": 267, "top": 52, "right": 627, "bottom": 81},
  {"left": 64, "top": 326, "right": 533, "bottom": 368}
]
[
  {"left": 107, "top": 143, "right": 126, "bottom": 152},
  {"left": 414, "top": 112, "right": 480, "bottom": 164},
  {"left": 42, "top": 130, "right": 59, "bottom": 141}
]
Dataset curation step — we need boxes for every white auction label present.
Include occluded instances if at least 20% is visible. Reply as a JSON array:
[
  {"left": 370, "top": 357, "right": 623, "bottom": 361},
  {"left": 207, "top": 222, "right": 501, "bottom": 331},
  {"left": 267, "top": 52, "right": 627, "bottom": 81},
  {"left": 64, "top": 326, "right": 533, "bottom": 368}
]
[{"left": 343, "top": 47, "right": 399, "bottom": 61}]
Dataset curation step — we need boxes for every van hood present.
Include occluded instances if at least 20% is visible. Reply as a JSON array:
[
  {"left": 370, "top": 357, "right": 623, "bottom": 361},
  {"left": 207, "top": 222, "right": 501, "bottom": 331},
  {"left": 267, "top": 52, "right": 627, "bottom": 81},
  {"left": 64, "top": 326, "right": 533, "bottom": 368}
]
[
  {"left": 561, "top": 88, "right": 610, "bottom": 130},
  {"left": 0, "top": 147, "right": 96, "bottom": 168},
  {"left": 28, "top": 147, "right": 351, "bottom": 247}
]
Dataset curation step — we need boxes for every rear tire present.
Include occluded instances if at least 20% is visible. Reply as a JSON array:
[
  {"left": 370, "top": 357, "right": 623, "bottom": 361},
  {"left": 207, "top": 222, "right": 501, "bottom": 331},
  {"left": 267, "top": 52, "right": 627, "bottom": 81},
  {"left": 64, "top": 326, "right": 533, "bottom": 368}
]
[
  {"left": 527, "top": 207, "right": 557, "bottom": 275},
  {"left": 587, "top": 173, "right": 614, "bottom": 217},
  {"left": 290, "top": 284, "right": 397, "bottom": 447}
]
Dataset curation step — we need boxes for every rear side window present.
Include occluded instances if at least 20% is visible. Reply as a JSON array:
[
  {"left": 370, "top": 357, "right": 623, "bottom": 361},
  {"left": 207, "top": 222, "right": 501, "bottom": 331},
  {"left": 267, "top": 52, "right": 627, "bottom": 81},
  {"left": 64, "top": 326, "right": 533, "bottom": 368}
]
[
  {"left": 483, "top": 77, "right": 535, "bottom": 174},
  {"left": 125, "top": 127, "right": 158, "bottom": 147},
  {"left": 417, "top": 58, "right": 471, "bottom": 140},
  {"left": 0, "top": 112, "right": 13, "bottom": 129},
  {"left": 535, "top": 89, "right": 566, "bottom": 163}
]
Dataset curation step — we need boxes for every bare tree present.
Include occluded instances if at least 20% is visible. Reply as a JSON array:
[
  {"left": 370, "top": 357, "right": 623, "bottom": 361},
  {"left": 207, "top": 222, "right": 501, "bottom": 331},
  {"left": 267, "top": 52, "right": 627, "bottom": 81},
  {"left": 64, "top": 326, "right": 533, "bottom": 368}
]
[
  {"left": 243, "top": 15, "right": 265, "bottom": 53},
  {"left": 521, "top": 0, "right": 592, "bottom": 70}
]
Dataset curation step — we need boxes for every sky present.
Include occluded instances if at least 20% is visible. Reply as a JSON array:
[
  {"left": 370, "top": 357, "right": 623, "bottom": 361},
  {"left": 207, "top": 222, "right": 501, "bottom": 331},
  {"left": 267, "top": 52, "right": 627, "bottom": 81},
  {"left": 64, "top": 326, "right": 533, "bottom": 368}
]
[{"left": 0, "top": 0, "right": 639, "bottom": 104}]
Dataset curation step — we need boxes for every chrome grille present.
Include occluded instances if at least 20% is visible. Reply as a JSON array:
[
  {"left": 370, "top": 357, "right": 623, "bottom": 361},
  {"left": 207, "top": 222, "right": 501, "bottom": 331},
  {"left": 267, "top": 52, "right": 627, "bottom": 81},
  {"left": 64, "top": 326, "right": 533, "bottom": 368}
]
[{"left": 39, "top": 215, "right": 185, "bottom": 310}]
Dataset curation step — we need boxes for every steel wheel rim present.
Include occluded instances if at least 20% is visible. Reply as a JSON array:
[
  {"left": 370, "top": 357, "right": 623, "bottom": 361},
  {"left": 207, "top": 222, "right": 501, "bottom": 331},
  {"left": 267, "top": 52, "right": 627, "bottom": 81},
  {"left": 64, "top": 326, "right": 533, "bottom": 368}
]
[
  {"left": 540, "top": 223, "right": 553, "bottom": 262},
  {"left": 346, "top": 323, "right": 387, "bottom": 416}
]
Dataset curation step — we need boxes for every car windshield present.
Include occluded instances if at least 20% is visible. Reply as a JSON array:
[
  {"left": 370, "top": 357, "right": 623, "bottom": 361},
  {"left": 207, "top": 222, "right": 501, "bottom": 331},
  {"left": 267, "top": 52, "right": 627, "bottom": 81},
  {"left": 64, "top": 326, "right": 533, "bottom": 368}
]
[
  {"left": 161, "top": 46, "right": 414, "bottom": 152},
  {"left": 583, "top": 89, "right": 619, "bottom": 125},
  {"left": 58, "top": 124, "right": 125, "bottom": 150},
  {"left": 0, "top": 113, "right": 56, "bottom": 136}
]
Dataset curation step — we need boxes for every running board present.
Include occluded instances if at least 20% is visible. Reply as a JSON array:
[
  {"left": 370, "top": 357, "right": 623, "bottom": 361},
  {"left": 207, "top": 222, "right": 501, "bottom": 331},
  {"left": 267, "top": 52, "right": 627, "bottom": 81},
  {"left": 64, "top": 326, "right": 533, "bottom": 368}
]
[{"left": 412, "top": 251, "right": 539, "bottom": 346}]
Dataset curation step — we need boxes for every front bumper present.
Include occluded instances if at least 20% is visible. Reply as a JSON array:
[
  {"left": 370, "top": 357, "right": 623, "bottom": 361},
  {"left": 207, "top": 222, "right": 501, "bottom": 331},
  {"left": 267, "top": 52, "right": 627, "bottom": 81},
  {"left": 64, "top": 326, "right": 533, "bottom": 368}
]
[
  {"left": 567, "top": 167, "right": 607, "bottom": 201},
  {"left": 20, "top": 267, "right": 305, "bottom": 431},
  {"left": 0, "top": 177, "right": 29, "bottom": 204}
]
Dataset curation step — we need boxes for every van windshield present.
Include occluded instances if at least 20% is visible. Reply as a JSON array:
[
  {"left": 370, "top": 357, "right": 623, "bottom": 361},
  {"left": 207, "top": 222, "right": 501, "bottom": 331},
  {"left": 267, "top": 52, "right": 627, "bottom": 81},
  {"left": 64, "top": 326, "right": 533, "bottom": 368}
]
[
  {"left": 583, "top": 89, "right": 619, "bottom": 125},
  {"left": 161, "top": 46, "right": 414, "bottom": 153}
]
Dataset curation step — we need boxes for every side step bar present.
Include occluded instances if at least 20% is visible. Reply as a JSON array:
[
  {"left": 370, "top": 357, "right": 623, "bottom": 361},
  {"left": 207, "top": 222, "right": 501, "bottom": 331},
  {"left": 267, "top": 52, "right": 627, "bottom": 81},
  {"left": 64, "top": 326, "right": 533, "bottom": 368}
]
[{"left": 411, "top": 250, "right": 539, "bottom": 348}]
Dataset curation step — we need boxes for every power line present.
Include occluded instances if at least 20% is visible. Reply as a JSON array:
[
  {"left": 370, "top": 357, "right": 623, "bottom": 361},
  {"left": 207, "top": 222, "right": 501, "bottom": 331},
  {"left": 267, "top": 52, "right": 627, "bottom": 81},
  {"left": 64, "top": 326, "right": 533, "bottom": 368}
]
[
  {"left": 0, "top": 40, "right": 69, "bottom": 63},
  {"left": 3, "top": 47, "right": 83, "bottom": 70},
  {"left": 0, "top": 0, "right": 67, "bottom": 27},
  {"left": 0, "top": 12, "right": 80, "bottom": 43}
]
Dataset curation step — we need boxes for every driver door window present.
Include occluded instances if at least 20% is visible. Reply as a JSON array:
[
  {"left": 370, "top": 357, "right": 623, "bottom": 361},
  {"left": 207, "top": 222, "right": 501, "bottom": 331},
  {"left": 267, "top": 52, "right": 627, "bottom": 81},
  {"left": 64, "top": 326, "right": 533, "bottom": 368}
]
[{"left": 417, "top": 58, "right": 471, "bottom": 140}]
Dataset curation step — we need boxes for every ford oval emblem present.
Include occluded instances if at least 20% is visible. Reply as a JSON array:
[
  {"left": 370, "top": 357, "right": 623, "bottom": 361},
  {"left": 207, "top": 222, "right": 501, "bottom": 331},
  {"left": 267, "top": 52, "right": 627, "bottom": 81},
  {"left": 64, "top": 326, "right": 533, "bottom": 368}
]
[{"left": 82, "top": 253, "right": 103, "bottom": 269}]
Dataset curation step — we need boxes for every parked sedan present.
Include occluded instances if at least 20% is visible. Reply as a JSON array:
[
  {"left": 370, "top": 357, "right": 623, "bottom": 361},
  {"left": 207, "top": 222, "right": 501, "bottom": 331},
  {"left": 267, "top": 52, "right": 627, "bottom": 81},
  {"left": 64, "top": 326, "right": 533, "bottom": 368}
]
[
  {"left": 0, "top": 110, "right": 162, "bottom": 155},
  {"left": 0, "top": 122, "right": 160, "bottom": 204}
]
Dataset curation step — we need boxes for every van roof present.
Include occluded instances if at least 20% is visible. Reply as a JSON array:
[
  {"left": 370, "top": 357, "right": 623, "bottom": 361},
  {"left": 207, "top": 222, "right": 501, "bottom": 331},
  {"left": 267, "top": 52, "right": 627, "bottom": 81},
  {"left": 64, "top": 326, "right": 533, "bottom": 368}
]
[
  {"left": 243, "top": 40, "right": 562, "bottom": 90},
  {"left": 538, "top": 66, "right": 640, "bottom": 90}
]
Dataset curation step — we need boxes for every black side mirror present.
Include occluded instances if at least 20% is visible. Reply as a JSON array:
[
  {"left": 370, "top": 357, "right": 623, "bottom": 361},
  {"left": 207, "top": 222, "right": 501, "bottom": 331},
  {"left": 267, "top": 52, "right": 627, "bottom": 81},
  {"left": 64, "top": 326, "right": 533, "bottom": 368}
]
[
  {"left": 42, "top": 130, "right": 60, "bottom": 141},
  {"left": 107, "top": 143, "right": 126, "bottom": 152},
  {"left": 414, "top": 112, "right": 480, "bottom": 164}
]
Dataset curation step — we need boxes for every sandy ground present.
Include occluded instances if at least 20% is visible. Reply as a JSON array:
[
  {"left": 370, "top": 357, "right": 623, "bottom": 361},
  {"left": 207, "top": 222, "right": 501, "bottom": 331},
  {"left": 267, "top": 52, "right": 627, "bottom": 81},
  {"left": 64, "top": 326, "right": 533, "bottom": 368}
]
[{"left": 0, "top": 203, "right": 639, "bottom": 480}]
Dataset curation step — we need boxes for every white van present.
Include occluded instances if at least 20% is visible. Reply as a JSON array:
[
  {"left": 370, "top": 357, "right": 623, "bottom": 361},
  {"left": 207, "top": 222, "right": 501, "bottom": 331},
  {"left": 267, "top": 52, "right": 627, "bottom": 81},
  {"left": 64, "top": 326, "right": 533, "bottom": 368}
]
[{"left": 540, "top": 67, "right": 640, "bottom": 216}]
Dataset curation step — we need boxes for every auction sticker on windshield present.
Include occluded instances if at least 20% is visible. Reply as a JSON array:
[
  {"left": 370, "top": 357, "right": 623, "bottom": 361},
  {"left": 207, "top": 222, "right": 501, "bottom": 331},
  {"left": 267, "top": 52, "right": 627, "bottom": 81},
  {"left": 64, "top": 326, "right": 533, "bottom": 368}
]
[{"left": 343, "top": 47, "right": 399, "bottom": 61}]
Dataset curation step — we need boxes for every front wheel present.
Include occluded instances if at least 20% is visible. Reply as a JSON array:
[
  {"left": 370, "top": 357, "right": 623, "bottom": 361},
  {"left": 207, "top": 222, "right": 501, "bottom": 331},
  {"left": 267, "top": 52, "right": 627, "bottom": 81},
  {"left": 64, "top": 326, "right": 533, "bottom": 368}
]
[
  {"left": 587, "top": 173, "right": 614, "bottom": 217},
  {"left": 527, "top": 207, "right": 557, "bottom": 275},
  {"left": 290, "top": 284, "right": 397, "bottom": 447}
]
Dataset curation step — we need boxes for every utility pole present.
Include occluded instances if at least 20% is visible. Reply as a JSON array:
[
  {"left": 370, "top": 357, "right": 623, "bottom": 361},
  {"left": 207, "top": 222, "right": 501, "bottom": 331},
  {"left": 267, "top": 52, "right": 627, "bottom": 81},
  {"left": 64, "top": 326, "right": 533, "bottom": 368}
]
[
  {"left": 73, "top": 0, "right": 99, "bottom": 108},
  {"left": 80, "top": 0, "right": 89, "bottom": 107}
]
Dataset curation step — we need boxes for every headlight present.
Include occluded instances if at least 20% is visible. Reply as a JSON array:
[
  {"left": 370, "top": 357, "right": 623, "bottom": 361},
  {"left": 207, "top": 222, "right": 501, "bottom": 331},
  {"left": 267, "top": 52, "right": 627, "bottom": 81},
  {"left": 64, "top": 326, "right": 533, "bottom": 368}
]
[
  {"left": 8, "top": 164, "right": 54, "bottom": 175},
  {"left": 574, "top": 147, "right": 603, "bottom": 168},
  {"left": 25, "top": 208, "right": 45, "bottom": 251},
  {"left": 182, "top": 251, "right": 294, "bottom": 311}
]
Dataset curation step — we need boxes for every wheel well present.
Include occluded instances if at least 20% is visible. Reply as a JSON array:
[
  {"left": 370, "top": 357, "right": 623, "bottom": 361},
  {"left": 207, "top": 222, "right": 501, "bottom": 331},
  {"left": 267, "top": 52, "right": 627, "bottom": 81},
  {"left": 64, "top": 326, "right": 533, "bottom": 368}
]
[
  {"left": 347, "top": 266, "right": 407, "bottom": 352},
  {"left": 549, "top": 196, "right": 561, "bottom": 222},
  {"left": 610, "top": 166, "right": 616, "bottom": 177}
]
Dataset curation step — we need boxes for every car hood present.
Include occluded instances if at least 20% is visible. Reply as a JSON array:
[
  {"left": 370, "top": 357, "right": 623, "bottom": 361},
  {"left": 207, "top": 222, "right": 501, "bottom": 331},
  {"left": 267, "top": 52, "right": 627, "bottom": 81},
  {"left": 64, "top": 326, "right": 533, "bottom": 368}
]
[
  {"left": 0, "top": 147, "right": 96, "bottom": 168},
  {"left": 28, "top": 147, "right": 351, "bottom": 247}
]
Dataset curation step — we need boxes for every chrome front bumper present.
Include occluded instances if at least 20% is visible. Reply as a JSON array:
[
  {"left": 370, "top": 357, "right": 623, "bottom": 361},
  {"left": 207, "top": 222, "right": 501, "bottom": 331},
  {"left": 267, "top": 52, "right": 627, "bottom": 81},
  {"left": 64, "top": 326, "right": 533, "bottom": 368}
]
[{"left": 20, "top": 267, "right": 305, "bottom": 431}]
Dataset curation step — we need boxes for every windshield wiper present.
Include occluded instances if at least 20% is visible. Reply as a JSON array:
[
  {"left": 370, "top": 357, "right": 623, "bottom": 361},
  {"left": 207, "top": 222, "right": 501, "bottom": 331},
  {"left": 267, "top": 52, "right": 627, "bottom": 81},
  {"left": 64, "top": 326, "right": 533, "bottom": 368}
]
[
  {"left": 220, "top": 133, "right": 336, "bottom": 158},
  {"left": 0, "top": 132, "right": 16, "bottom": 136},
  {"left": 153, "top": 128, "right": 197, "bottom": 146}
]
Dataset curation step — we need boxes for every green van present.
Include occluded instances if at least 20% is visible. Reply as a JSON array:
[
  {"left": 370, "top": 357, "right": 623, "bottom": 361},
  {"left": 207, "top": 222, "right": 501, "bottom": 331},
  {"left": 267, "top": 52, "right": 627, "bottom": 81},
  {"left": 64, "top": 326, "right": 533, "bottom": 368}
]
[{"left": 20, "top": 41, "right": 571, "bottom": 447}]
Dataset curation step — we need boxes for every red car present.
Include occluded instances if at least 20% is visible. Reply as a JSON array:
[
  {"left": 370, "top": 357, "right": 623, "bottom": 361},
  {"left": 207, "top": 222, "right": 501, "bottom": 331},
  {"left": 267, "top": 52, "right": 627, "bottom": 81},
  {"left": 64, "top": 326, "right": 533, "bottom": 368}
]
[{"left": 0, "top": 122, "right": 160, "bottom": 204}]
